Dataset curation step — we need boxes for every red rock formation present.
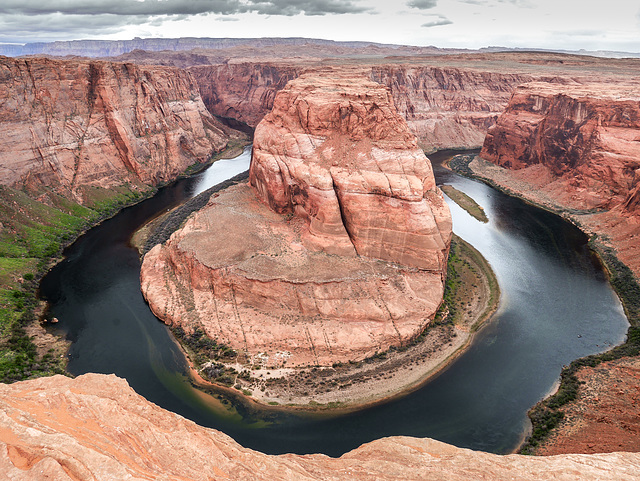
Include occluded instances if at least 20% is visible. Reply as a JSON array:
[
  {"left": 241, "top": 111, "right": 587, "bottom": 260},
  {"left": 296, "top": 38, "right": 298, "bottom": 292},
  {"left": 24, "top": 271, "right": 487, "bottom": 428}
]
[
  {"left": 190, "top": 62, "right": 538, "bottom": 149},
  {"left": 250, "top": 70, "right": 451, "bottom": 270},
  {"left": 370, "top": 65, "right": 535, "bottom": 150},
  {"left": 0, "top": 56, "right": 231, "bottom": 203},
  {"left": 141, "top": 70, "right": 451, "bottom": 369},
  {"left": 533, "top": 356, "right": 640, "bottom": 455},
  {"left": 2, "top": 373, "right": 640, "bottom": 480},
  {"left": 481, "top": 82, "right": 640, "bottom": 211},
  {"left": 190, "top": 62, "right": 302, "bottom": 127},
  {"left": 479, "top": 81, "right": 640, "bottom": 275}
]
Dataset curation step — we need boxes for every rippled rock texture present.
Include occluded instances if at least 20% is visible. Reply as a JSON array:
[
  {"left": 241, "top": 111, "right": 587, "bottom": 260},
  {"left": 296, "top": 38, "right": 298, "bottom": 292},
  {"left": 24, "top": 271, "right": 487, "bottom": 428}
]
[
  {"left": 0, "top": 56, "right": 230, "bottom": 203},
  {"left": 2, "top": 374, "right": 639, "bottom": 481},
  {"left": 141, "top": 70, "right": 451, "bottom": 368}
]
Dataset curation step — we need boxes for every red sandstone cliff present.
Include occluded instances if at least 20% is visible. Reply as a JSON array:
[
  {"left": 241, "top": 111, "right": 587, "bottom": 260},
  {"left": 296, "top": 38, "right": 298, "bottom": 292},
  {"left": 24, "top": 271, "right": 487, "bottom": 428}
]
[
  {"left": 0, "top": 56, "right": 231, "bottom": 203},
  {"left": 190, "top": 63, "right": 302, "bottom": 127},
  {"left": 370, "top": 65, "right": 536, "bottom": 150},
  {"left": 141, "top": 70, "right": 451, "bottom": 370},
  {"left": 189, "top": 62, "right": 538, "bottom": 149},
  {"left": 2, "top": 373, "right": 639, "bottom": 480},
  {"left": 479, "top": 81, "right": 640, "bottom": 275}
]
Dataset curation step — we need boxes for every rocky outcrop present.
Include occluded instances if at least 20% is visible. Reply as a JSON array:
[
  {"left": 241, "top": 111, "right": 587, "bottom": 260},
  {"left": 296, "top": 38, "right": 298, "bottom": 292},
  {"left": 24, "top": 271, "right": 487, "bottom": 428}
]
[
  {"left": 2, "top": 373, "right": 640, "bottom": 481},
  {"left": 479, "top": 81, "right": 640, "bottom": 275},
  {"left": 141, "top": 70, "right": 451, "bottom": 369},
  {"left": 481, "top": 82, "right": 640, "bottom": 211},
  {"left": 0, "top": 56, "right": 230, "bottom": 203},
  {"left": 250, "top": 70, "right": 451, "bottom": 270}
]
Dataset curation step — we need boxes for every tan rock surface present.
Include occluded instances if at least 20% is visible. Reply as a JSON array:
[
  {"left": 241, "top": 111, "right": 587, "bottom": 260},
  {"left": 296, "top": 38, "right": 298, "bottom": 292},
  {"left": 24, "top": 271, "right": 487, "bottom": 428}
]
[
  {"left": 1, "top": 373, "right": 640, "bottom": 480},
  {"left": 141, "top": 70, "right": 451, "bottom": 369},
  {"left": 0, "top": 56, "right": 230, "bottom": 203}
]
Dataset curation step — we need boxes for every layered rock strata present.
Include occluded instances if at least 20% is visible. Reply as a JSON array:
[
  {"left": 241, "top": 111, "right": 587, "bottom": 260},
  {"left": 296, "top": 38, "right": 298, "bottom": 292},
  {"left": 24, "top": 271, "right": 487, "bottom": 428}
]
[
  {"left": 2, "top": 373, "right": 640, "bottom": 481},
  {"left": 0, "top": 56, "right": 230, "bottom": 203},
  {"left": 249, "top": 70, "right": 451, "bottom": 271},
  {"left": 189, "top": 62, "right": 540, "bottom": 149},
  {"left": 480, "top": 81, "right": 640, "bottom": 275},
  {"left": 141, "top": 71, "right": 451, "bottom": 368}
]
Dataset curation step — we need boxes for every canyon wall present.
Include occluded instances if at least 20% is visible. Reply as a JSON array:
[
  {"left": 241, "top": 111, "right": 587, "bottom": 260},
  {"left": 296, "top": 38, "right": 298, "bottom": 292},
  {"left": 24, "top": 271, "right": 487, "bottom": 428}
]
[
  {"left": 190, "top": 63, "right": 302, "bottom": 127},
  {"left": 190, "top": 62, "right": 539, "bottom": 149},
  {"left": 479, "top": 81, "right": 640, "bottom": 275},
  {"left": 370, "top": 65, "right": 536, "bottom": 150},
  {"left": 141, "top": 70, "right": 451, "bottom": 369},
  {"left": 2, "top": 373, "right": 639, "bottom": 480},
  {"left": 0, "top": 56, "right": 231, "bottom": 203}
]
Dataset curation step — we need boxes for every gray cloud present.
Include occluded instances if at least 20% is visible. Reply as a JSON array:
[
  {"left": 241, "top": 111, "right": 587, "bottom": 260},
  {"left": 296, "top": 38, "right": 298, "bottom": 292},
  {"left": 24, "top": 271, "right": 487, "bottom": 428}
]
[
  {"left": 0, "top": 0, "right": 370, "bottom": 17},
  {"left": 421, "top": 14, "right": 452, "bottom": 27},
  {"left": 407, "top": 0, "right": 438, "bottom": 9},
  {"left": 0, "top": 14, "right": 139, "bottom": 42},
  {"left": 245, "top": 0, "right": 372, "bottom": 16},
  {"left": 0, "top": 0, "right": 373, "bottom": 43}
]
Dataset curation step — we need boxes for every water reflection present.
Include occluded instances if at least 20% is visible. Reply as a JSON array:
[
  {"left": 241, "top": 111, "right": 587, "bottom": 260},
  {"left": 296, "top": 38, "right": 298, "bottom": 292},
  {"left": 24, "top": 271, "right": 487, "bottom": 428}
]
[{"left": 39, "top": 148, "right": 628, "bottom": 456}]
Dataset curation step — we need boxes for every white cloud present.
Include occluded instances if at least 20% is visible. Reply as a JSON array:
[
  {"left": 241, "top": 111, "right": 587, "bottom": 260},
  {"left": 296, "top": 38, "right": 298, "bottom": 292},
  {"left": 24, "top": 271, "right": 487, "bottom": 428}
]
[{"left": 421, "top": 14, "right": 452, "bottom": 27}]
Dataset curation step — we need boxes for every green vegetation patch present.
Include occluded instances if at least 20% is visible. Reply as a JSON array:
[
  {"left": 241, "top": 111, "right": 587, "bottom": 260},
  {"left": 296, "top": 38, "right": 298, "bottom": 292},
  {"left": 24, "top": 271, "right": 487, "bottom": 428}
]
[
  {"left": 0, "top": 182, "right": 155, "bottom": 384},
  {"left": 441, "top": 184, "right": 488, "bottom": 223},
  {"left": 520, "top": 238, "right": 640, "bottom": 454}
]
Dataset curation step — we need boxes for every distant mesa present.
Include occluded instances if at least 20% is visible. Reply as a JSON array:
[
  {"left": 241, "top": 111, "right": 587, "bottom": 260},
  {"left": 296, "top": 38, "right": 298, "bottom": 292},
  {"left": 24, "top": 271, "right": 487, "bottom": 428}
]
[{"left": 141, "top": 69, "right": 452, "bottom": 368}]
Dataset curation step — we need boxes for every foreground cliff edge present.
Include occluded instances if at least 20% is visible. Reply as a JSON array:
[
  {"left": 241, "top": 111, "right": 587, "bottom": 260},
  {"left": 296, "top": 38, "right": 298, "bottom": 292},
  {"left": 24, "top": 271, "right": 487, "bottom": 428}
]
[
  {"left": 138, "top": 70, "right": 502, "bottom": 407},
  {"left": 1, "top": 373, "right": 639, "bottom": 481}
]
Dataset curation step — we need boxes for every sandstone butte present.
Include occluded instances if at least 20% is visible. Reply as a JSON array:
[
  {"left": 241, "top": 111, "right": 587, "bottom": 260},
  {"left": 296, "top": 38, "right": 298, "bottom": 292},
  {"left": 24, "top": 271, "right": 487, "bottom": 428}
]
[
  {"left": 479, "top": 81, "right": 640, "bottom": 276},
  {"left": 0, "top": 55, "right": 231, "bottom": 203},
  {"left": 1, "top": 373, "right": 639, "bottom": 481},
  {"left": 141, "top": 70, "right": 452, "bottom": 369}
]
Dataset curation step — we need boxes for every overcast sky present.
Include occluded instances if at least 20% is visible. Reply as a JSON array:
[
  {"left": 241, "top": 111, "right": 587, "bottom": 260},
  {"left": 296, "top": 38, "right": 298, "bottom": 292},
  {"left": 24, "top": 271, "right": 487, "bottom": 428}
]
[{"left": 1, "top": 0, "right": 639, "bottom": 52}]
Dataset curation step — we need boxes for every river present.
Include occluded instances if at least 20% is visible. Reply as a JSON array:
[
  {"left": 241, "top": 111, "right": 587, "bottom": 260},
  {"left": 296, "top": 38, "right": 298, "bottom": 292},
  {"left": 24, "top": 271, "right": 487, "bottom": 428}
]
[{"left": 40, "top": 147, "right": 629, "bottom": 456}]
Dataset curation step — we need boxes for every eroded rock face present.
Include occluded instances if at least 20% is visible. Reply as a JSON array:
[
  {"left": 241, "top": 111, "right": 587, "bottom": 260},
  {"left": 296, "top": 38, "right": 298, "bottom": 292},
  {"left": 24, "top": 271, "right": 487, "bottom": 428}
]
[
  {"left": 480, "top": 81, "right": 640, "bottom": 275},
  {"left": 190, "top": 63, "right": 302, "bottom": 127},
  {"left": 370, "top": 65, "right": 535, "bottom": 150},
  {"left": 481, "top": 82, "right": 640, "bottom": 211},
  {"left": 0, "top": 56, "right": 230, "bottom": 203},
  {"left": 250, "top": 70, "right": 451, "bottom": 271},
  {"left": 141, "top": 70, "right": 451, "bottom": 368},
  {"left": 2, "top": 374, "right": 640, "bottom": 481},
  {"left": 190, "top": 62, "right": 539, "bottom": 149}
]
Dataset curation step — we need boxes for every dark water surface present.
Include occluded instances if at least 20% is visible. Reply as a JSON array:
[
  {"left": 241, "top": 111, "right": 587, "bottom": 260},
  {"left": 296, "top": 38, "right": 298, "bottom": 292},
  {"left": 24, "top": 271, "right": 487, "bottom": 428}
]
[{"left": 40, "top": 148, "right": 628, "bottom": 456}]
